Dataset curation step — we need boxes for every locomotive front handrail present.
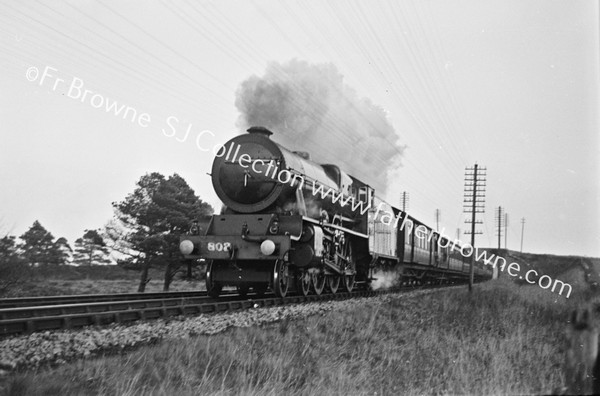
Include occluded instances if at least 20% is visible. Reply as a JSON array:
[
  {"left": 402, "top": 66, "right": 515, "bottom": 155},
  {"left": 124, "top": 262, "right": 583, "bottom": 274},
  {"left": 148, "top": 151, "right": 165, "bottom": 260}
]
[{"left": 240, "top": 222, "right": 264, "bottom": 243}]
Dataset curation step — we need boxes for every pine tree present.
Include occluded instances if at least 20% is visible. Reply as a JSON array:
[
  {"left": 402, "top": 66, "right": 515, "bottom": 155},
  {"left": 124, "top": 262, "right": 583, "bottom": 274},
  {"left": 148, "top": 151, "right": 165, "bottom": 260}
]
[
  {"left": 19, "top": 221, "right": 65, "bottom": 266},
  {"left": 110, "top": 173, "right": 213, "bottom": 291},
  {"left": 73, "top": 230, "right": 111, "bottom": 266},
  {"left": 54, "top": 237, "right": 73, "bottom": 265},
  {"left": 0, "top": 234, "right": 29, "bottom": 295}
]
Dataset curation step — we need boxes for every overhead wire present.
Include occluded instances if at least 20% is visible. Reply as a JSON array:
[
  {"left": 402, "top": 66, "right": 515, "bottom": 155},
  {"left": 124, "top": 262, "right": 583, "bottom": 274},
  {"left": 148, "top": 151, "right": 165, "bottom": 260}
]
[
  {"left": 96, "top": 2, "right": 235, "bottom": 103},
  {"left": 62, "top": 2, "right": 228, "bottom": 112},
  {"left": 0, "top": 2, "right": 225, "bottom": 117},
  {"left": 298, "top": 0, "right": 460, "bottom": 209},
  {"left": 170, "top": 0, "right": 474, "bottom": 221},
  {"left": 386, "top": 1, "right": 466, "bottom": 174},
  {"left": 2, "top": 1, "right": 485, "bottom": 233},
  {"left": 192, "top": 0, "right": 405, "bottom": 185}
]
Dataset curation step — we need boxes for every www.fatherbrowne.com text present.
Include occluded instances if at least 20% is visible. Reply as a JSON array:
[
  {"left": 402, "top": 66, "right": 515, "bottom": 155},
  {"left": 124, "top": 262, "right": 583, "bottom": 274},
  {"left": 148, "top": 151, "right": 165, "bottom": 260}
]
[{"left": 218, "top": 140, "right": 573, "bottom": 298}]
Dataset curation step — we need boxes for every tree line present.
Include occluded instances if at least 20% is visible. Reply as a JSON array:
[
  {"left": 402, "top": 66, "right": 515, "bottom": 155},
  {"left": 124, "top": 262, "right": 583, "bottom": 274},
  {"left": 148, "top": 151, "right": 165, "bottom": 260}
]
[{"left": 0, "top": 172, "right": 213, "bottom": 294}]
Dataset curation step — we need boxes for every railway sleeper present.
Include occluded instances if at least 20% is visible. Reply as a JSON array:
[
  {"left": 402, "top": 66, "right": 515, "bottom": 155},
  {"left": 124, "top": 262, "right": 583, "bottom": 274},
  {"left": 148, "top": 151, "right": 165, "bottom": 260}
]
[{"left": 1, "top": 287, "right": 398, "bottom": 337}]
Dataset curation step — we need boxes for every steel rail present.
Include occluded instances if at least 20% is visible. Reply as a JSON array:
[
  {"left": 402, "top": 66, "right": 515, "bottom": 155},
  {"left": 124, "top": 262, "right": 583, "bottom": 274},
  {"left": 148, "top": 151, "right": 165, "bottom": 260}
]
[
  {"left": 0, "top": 290, "right": 245, "bottom": 310},
  {"left": 0, "top": 291, "right": 209, "bottom": 309},
  {"left": 0, "top": 286, "right": 428, "bottom": 337}
]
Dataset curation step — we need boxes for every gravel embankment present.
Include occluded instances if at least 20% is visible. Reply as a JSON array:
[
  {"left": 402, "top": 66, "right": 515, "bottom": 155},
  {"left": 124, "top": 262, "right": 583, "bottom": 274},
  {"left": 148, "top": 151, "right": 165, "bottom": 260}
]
[{"left": 0, "top": 288, "right": 438, "bottom": 373}]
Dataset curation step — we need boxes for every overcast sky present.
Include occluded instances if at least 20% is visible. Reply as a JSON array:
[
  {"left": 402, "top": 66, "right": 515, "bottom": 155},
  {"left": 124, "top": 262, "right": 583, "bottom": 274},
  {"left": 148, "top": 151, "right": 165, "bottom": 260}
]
[{"left": 1, "top": 0, "right": 598, "bottom": 257}]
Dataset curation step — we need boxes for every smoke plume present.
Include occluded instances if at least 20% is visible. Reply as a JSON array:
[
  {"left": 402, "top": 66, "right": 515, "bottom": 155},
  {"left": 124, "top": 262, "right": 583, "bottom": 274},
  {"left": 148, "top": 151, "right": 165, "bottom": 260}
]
[
  {"left": 235, "top": 59, "right": 405, "bottom": 193},
  {"left": 371, "top": 270, "right": 402, "bottom": 290}
]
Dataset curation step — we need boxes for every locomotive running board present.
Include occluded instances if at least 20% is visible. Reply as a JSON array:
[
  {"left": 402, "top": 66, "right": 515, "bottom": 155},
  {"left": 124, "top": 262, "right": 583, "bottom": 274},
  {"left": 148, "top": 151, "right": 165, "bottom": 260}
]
[{"left": 301, "top": 216, "right": 369, "bottom": 239}]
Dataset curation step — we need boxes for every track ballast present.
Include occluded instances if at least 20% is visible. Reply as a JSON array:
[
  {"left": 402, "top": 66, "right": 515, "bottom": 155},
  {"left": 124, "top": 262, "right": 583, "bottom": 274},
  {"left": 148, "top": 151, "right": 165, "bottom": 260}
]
[{"left": 0, "top": 284, "right": 458, "bottom": 337}]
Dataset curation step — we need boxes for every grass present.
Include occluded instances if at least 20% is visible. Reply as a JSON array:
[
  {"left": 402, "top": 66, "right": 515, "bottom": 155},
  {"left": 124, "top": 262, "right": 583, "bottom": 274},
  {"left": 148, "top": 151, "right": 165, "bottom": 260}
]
[
  {"left": 4, "top": 266, "right": 204, "bottom": 297},
  {"left": 2, "top": 277, "right": 590, "bottom": 396},
  {"left": 12, "top": 278, "right": 204, "bottom": 296},
  {"left": 491, "top": 249, "right": 600, "bottom": 280}
]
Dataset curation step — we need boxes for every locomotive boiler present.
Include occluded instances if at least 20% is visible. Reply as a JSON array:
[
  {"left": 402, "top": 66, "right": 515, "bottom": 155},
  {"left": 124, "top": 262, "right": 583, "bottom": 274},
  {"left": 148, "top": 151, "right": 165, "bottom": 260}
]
[{"left": 179, "top": 126, "right": 491, "bottom": 297}]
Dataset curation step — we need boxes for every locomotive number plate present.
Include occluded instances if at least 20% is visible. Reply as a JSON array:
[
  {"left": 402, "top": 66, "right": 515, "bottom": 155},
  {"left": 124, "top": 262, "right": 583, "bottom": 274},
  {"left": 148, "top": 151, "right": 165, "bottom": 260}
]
[{"left": 207, "top": 242, "right": 231, "bottom": 252}]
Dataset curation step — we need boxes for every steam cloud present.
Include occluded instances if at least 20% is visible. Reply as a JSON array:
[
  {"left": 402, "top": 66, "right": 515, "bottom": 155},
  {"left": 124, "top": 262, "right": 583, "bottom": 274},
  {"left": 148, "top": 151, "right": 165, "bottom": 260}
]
[
  {"left": 235, "top": 59, "right": 405, "bottom": 193},
  {"left": 371, "top": 270, "right": 402, "bottom": 290}
]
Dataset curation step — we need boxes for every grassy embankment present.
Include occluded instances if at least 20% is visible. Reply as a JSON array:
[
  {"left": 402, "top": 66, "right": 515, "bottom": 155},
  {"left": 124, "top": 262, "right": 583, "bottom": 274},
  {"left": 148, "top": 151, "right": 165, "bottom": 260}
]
[
  {"left": 10, "top": 250, "right": 597, "bottom": 298},
  {"left": 4, "top": 276, "right": 595, "bottom": 395},
  {"left": 4, "top": 265, "right": 204, "bottom": 297},
  {"left": 487, "top": 249, "right": 600, "bottom": 289}
]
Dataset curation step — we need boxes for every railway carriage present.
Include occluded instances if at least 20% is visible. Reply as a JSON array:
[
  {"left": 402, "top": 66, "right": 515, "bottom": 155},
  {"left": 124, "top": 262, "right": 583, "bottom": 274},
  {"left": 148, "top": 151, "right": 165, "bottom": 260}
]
[{"left": 180, "top": 127, "right": 491, "bottom": 297}]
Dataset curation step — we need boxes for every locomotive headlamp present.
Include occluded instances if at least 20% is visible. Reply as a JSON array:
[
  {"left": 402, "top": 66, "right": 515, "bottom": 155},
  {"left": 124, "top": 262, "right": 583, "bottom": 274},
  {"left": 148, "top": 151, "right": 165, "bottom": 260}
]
[
  {"left": 179, "top": 240, "right": 195, "bottom": 255},
  {"left": 260, "top": 239, "right": 276, "bottom": 256},
  {"left": 269, "top": 221, "right": 280, "bottom": 234}
]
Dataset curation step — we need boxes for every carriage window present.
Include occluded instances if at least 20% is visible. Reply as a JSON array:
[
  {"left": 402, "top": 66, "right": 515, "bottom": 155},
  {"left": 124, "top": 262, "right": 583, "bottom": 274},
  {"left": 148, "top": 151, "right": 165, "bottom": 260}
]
[{"left": 358, "top": 187, "right": 369, "bottom": 204}]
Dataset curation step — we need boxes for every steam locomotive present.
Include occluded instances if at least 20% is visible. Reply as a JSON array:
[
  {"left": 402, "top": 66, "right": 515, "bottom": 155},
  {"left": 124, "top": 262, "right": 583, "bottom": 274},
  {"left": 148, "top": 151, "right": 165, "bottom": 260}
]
[{"left": 179, "top": 127, "right": 491, "bottom": 297}]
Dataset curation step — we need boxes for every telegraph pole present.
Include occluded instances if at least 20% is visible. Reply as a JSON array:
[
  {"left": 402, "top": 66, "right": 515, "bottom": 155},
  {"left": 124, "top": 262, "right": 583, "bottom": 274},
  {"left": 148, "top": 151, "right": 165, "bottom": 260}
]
[
  {"left": 520, "top": 217, "right": 525, "bottom": 252},
  {"left": 401, "top": 192, "right": 409, "bottom": 212},
  {"left": 435, "top": 209, "right": 441, "bottom": 231},
  {"left": 464, "top": 163, "right": 486, "bottom": 292},
  {"left": 495, "top": 206, "right": 503, "bottom": 250},
  {"left": 504, "top": 213, "right": 509, "bottom": 249}
]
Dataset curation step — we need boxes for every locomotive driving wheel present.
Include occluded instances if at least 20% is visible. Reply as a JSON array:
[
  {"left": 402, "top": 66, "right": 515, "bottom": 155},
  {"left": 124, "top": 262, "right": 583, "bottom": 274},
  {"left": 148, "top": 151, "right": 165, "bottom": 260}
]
[
  {"left": 338, "top": 237, "right": 355, "bottom": 292},
  {"left": 296, "top": 269, "right": 311, "bottom": 296},
  {"left": 311, "top": 270, "right": 326, "bottom": 295},
  {"left": 272, "top": 259, "right": 289, "bottom": 298},
  {"left": 206, "top": 260, "right": 223, "bottom": 298},
  {"left": 325, "top": 228, "right": 355, "bottom": 293},
  {"left": 327, "top": 274, "right": 340, "bottom": 293}
]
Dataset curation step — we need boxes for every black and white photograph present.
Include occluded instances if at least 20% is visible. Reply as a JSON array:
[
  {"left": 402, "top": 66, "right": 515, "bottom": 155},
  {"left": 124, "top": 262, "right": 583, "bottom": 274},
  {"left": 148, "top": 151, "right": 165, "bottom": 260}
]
[{"left": 0, "top": 1, "right": 599, "bottom": 394}]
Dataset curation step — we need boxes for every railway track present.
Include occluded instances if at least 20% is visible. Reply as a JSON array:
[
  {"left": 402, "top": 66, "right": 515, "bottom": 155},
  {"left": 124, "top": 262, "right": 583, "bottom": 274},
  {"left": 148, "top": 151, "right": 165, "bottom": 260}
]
[
  {"left": 0, "top": 285, "right": 435, "bottom": 337},
  {"left": 0, "top": 290, "right": 246, "bottom": 309}
]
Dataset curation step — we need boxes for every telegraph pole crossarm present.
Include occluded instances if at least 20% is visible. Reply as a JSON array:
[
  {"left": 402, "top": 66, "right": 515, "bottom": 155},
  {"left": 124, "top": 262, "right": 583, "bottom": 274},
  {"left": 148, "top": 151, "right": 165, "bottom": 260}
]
[
  {"left": 463, "top": 163, "right": 487, "bottom": 292},
  {"left": 401, "top": 192, "right": 409, "bottom": 212},
  {"left": 495, "top": 206, "right": 503, "bottom": 250}
]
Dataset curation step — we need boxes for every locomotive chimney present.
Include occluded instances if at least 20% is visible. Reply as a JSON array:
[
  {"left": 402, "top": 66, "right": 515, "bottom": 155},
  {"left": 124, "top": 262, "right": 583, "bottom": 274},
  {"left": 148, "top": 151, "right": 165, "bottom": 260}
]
[{"left": 247, "top": 126, "right": 273, "bottom": 138}]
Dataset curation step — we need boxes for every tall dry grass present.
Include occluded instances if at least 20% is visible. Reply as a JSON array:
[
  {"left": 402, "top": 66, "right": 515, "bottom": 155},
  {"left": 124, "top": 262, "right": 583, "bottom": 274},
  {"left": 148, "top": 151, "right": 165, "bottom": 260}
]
[
  {"left": 4, "top": 267, "right": 203, "bottom": 297},
  {"left": 2, "top": 278, "right": 588, "bottom": 395}
]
